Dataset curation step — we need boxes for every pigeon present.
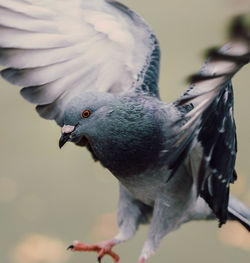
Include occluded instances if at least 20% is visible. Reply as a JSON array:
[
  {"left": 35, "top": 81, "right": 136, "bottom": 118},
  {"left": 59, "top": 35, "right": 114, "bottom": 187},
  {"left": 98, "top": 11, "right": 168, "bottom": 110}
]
[{"left": 0, "top": 0, "right": 250, "bottom": 262}]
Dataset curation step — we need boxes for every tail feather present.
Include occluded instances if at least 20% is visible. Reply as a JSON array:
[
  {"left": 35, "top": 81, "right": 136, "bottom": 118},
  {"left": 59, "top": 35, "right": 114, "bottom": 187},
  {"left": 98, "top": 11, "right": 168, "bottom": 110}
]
[{"left": 228, "top": 195, "right": 250, "bottom": 231}]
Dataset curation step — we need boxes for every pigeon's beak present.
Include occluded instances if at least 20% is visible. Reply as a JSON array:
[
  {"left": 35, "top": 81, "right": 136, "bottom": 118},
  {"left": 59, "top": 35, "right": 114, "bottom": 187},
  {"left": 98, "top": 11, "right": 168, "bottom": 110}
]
[{"left": 59, "top": 125, "right": 75, "bottom": 148}]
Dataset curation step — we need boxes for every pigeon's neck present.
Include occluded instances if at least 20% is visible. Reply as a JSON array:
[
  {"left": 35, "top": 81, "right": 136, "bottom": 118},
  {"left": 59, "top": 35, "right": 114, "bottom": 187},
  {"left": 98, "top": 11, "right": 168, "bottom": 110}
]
[
  {"left": 87, "top": 97, "right": 166, "bottom": 176},
  {"left": 89, "top": 128, "right": 164, "bottom": 176}
]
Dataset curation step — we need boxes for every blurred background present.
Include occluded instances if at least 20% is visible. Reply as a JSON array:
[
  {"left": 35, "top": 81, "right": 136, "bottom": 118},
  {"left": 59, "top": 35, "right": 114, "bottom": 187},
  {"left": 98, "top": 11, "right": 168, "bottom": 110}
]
[{"left": 0, "top": 0, "right": 250, "bottom": 263}]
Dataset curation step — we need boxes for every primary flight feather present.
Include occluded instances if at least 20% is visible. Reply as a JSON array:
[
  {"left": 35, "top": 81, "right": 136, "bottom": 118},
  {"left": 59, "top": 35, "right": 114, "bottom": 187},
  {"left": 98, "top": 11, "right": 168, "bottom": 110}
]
[{"left": 0, "top": 0, "right": 250, "bottom": 262}]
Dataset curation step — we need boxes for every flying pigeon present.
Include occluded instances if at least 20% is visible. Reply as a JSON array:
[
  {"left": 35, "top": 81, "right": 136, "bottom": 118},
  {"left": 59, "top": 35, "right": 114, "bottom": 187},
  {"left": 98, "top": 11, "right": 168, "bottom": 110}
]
[{"left": 0, "top": 0, "right": 250, "bottom": 262}]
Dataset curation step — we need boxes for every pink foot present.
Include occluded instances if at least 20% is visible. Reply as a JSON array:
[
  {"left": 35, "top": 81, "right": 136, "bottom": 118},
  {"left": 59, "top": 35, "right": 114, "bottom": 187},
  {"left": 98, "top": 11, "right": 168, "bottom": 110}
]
[{"left": 67, "top": 239, "right": 120, "bottom": 262}]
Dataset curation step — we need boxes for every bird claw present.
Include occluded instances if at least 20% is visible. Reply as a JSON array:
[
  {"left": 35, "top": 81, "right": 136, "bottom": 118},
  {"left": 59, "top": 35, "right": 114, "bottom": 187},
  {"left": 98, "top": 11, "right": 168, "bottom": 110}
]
[
  {"left": 67, "top": 245, "right": 74, "bottom": 250},
  {"left": 67, "top": 239, "right": 120, "bottom": 263}
]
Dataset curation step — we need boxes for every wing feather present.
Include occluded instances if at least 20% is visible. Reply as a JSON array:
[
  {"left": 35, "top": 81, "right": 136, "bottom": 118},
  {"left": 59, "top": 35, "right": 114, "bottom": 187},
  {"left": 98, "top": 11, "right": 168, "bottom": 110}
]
[
  {"left": 0, "top": 0, "right": 160, "bottom": 125},
  {"left": 169, "top": 16, "right": 249, "bottom": 224}
]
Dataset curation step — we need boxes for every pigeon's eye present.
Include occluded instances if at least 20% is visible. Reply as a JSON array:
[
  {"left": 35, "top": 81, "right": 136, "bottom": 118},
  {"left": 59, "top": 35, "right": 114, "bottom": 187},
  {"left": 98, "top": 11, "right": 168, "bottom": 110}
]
[{"left": 81, "top": 110, "right": 91, "bottom": 118}]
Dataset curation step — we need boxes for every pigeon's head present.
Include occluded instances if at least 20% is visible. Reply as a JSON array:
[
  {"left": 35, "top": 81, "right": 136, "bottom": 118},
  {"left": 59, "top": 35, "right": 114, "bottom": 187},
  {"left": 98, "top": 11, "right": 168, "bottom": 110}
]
[
  {"left": 59, "top": 92, "right": 164, "bottom": 175},
  {"left": 59, "top": 91, "right": 116, "bottom": 148}
]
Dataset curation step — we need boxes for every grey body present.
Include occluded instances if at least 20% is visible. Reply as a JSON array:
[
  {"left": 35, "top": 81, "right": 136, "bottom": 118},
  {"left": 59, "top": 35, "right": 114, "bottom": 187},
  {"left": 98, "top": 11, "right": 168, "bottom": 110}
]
[
  {"left": 64, "top": 93, "right": 200, "bottom": 256},
  {"left": 0, "top": 0, "right": 249, "bottom": 261},
  {"left": 62, "top": 90, "right": 250, "bottom": 259}
]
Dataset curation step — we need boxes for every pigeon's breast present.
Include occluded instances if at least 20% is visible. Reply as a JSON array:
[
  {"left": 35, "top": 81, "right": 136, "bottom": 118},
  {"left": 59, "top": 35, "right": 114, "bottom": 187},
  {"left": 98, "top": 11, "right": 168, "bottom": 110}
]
[
  {"left": 116, "top": 162, "right": 194, "bottom": 207},
  {"left": 117, "top": 169, "right": 168, "bottom": 206}
]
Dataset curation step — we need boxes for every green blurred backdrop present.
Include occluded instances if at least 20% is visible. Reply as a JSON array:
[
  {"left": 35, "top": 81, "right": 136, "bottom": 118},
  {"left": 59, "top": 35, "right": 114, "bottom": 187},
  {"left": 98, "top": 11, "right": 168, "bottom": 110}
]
[{"left": 0, "top": 0, "right": 250, "bottom": 263}]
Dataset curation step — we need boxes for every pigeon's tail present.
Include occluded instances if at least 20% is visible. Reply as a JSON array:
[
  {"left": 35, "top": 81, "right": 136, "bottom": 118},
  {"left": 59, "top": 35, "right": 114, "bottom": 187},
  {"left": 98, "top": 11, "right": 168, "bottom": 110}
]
[{"left": 228, "top": 195, "right": 250, "bottom": 231}]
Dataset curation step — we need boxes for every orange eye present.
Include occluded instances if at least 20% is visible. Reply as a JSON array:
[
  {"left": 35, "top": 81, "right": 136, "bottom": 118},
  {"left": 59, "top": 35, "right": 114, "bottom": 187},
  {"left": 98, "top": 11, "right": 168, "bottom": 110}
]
[{"left": 81, "top": 110, "right": 91, "bottom": 118}]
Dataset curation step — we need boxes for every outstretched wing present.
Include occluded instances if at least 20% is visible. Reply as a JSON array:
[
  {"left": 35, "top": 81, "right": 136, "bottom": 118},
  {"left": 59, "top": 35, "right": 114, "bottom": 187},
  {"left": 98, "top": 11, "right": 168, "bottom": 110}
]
[
  {"left": 0, "top": 0, "right": 160, "bottom": 126},
  {"left": 168, "top": 16, "right": 250, "bottom": 225}
]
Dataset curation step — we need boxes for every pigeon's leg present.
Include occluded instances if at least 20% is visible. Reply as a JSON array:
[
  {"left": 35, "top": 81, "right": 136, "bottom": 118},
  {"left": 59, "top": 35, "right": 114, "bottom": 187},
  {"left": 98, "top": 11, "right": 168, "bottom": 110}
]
[
  {"left": 138, "top": 196, "right": 189, "bottom": 263},
  {"left": 68, "top": 184, "right": 151, "bottom": 262}
]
